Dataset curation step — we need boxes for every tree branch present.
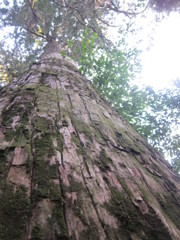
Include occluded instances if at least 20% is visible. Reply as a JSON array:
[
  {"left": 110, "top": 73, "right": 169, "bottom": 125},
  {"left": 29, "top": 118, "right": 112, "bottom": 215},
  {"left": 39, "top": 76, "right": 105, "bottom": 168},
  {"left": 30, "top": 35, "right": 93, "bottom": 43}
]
[{"left": 107, "top": 0, "right": 149, "bottom": 17}]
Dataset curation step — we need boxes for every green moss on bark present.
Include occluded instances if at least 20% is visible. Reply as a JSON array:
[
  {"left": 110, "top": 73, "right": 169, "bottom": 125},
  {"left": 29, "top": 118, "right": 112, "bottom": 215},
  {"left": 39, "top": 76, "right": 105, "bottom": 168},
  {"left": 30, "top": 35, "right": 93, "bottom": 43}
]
[
  {"left": 143, "top": 206, "right": 172, "bottom": 240},
  {"left": 95, "top": 149, "right": 113, "bottom": 172},
  {"left": 105, "top": 187, "right": 141, "bottom": 232},
  {"left": 32, "top": 133, "right": 60, "bottom": 202},
  {"left": 31, "top": 224, "right": 43, "bottom": 240},
  {"left": 67, "top": 177, "right": 88, "bottom": 226},
  {"left": 0, "top": 149, "right": 14, "bottom": 188},
  {"left": 25, "top": 143, "right": 32, "bottom": 173},
  {"left": 104, "top": 179, "right": 172, "bottom": 239},
  {"left": 62, "top": 119, "right": 68, "bottom": 127},
  {"left": 52, "top": 204, "right": 69, "bottom": 240},
  {"left": 79, "top": 218, "right": 99, "bottom": 240},
  {"left": 1, "top": 96, "right": 32, "bottom": 127},
  {"left": 32, "top": 163, "right": 60, "bottom": 202},
  {"left": 68, "top": 176, "right": 85, "bottom": 193},
  {"left": 0, "top": 185, "right": 30, "bottom": 240},
  {"left": 71, "top": 133, "right": 84, "bottom": 155},
  {"left": 56, "top": 132, "right": 64, "bottom": 152},
  {"left": 116, "top": 176, "right": 132, "bottom": 197},
  {"left": 34, "top": 133, "right": 55, "bottom": 158},
  {"left": 0, "top": 150, "right": 6, "bottom": 176},
  {"left": 157, "top": 193, "right": 180, "bottom": 229},
  {"left": 34, "top": 117, "right": 53, "bottom": 132},
  {"left": 70, "top": 114, "right": 92, "bottom": 141},
  {"left": 2, "top": 98, "right": 31, "bottom": 148}
]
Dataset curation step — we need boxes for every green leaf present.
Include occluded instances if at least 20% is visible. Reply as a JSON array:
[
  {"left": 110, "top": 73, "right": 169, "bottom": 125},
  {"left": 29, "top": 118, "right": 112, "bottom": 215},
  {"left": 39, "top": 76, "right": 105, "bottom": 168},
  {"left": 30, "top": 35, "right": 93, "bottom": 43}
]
[
  {"left": 68, "top": 40, "right": 73, "bottom": 47},
  {"left": 60, "top": 50, "right": 66, "bottom": 58}
]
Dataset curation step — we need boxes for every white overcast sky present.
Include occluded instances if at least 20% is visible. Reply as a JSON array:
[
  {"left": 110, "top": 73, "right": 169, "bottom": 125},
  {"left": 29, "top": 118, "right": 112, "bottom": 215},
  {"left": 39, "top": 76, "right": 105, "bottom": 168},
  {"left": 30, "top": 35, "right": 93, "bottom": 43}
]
[
  {"left": 140, "top": 12, "right": 180, "bottom": 89},
  {"left": 108, "top": 10, "right": 180, "bottom": 90}
]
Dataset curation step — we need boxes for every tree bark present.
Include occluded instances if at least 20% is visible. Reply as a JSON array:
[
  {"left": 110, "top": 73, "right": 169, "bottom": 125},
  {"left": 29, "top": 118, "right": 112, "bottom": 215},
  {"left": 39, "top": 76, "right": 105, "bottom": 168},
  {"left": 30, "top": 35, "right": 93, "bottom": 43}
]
[{"left": 0, "top": 42, "right": 180, "bottom": 240}]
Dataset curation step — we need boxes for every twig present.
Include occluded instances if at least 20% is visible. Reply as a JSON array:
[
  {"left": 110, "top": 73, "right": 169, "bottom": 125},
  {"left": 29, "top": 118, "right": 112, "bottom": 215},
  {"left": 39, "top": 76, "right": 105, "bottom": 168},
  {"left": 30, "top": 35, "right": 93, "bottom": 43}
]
[{"left": 108, "top": 0, "right": 149, "bottom": 17}]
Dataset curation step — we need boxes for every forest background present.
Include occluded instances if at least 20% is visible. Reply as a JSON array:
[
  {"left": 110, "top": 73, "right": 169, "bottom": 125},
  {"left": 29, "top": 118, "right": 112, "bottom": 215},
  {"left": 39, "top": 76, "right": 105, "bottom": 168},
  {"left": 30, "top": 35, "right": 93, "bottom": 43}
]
[{"left": 0, "top": 0, "right": 179, "bottom": 172}]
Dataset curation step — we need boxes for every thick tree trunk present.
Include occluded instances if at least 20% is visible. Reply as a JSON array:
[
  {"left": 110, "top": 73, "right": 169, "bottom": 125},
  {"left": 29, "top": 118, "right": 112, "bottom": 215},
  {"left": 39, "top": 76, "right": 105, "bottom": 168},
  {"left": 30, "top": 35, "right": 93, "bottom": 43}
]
[{"left": 0, "top": 42, "right": 180, "bottom": 240}]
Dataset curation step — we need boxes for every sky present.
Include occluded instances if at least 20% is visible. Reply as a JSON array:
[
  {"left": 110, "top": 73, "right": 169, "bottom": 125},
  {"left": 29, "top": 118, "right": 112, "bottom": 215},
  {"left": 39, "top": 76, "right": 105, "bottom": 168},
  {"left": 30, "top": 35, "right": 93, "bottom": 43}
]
[
  {"left": 139, "top": 12, "right": 180, "bottom": 89},
  {"left": 107, "top": 10, "right": 180, "bottom": 90}
]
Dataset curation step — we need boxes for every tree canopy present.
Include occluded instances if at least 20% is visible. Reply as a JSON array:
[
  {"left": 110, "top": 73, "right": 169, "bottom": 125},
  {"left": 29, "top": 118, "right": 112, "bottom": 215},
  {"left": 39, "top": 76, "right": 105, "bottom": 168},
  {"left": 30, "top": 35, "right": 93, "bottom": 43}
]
[{"left": 0, "top": 0, "right": 180, "bottom": 172}]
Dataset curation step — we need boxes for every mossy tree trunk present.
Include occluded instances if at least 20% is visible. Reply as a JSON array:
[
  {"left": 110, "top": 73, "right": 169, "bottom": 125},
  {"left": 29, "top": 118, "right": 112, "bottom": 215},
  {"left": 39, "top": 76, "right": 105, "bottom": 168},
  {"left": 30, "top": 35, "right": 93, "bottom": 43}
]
[{"left": 0, "top": 42, "right": 180, "bottom": 240}]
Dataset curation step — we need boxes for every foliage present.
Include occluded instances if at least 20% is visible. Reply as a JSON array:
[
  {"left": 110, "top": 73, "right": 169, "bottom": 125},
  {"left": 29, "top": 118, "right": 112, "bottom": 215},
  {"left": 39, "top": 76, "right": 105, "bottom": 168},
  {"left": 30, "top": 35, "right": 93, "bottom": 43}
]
[{"left": 134, "top": 84, "right": 180, "bottom": 168}]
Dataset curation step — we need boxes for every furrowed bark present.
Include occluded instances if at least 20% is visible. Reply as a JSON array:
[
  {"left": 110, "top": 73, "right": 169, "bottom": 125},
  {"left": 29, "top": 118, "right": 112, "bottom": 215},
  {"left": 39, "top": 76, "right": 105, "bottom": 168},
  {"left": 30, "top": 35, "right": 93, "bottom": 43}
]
[{"left": 0, "top": 42, "right": 180, "bottom": 240}]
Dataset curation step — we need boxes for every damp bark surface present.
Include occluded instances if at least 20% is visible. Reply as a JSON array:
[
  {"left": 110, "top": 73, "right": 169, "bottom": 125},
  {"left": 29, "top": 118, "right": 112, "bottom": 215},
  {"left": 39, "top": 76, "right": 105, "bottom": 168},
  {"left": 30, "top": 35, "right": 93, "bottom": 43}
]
[{"left": 0, "top": 42, "right": 180, "bottom": 240}]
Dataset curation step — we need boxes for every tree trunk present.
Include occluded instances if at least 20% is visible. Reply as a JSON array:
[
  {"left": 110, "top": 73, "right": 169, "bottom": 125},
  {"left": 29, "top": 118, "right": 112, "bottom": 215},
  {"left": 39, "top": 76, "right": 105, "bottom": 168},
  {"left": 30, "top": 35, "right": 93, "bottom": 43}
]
[{"left": 0, "top": 42, "right": 180, "bottom": 240}]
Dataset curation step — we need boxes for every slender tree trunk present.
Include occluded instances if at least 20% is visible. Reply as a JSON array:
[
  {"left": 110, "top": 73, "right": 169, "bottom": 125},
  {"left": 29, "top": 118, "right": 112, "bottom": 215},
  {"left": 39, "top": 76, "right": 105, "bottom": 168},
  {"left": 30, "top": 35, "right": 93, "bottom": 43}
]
[{"left": 0, "top": 42, "right": 180, "bottom": 240}]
